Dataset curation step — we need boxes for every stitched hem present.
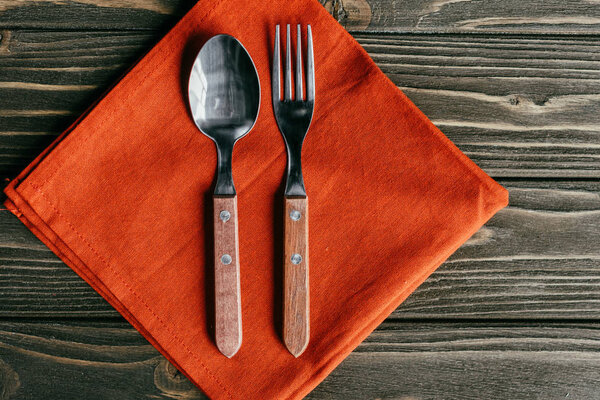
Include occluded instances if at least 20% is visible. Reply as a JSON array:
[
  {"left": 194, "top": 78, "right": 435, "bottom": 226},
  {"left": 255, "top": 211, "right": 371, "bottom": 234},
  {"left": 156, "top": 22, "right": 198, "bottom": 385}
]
[
  {"left": 13, "top": 0, "right": 226, "bottom": 197},
  {"left": 5, "top": 181, "right": 235, "bottom": 399},
  {"left": 2, "top": 0, "right": 237, "bottom": 396},
  {"left": 303, "top": 0, "right": 507, "bottom": 200},
  {"left": 285, "top": 186, "right": 508, "bottom": 400},
  {"left": 22, "top": 180, "right": 235, "bottom": 399}
]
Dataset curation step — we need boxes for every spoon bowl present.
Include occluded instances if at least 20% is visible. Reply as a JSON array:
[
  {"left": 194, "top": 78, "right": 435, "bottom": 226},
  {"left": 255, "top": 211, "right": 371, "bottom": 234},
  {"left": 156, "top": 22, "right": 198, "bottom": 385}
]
[{"left": 189, "top": 35, "right": 260, "bottom": 194}]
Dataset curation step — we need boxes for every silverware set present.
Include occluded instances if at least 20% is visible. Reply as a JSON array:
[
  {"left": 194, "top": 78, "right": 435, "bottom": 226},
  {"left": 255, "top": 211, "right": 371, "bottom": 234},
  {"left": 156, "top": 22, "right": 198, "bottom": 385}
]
[{"left": 188, "top": 24, "right": 315, "bottom": 357}]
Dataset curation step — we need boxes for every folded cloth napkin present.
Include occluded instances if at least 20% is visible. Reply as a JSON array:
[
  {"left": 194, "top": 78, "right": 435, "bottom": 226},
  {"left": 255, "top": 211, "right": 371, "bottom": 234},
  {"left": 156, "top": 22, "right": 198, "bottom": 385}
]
[{"left": 3, "top": 0, "right": 508, "bottom": 398}]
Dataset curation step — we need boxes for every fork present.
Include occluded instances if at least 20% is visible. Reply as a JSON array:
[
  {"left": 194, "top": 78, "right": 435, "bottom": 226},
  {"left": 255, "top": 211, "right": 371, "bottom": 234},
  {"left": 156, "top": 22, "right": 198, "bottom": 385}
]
[{"left": 272, "top": 24, "right": 315, "bottom": 357}]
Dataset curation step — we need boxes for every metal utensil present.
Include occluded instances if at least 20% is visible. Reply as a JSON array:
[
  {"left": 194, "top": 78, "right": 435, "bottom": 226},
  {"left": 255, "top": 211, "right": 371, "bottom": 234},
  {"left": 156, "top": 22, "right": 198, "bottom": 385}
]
[
  {"left": 272, "top": 24, "right": 315, "bottom": 357},
  {"left": 188, "top": 34, "right": 260, "bottom": 358}
]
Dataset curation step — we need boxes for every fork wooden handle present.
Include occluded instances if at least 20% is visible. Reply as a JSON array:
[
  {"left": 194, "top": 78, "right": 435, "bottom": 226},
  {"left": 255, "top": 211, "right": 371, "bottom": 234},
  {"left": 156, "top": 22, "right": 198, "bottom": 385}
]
[
  {"left": 283, "top": 196, "right": 309, "bottom": 357},
  {"left": 213, "top": 195, "right": 242, "bottom": 358}
]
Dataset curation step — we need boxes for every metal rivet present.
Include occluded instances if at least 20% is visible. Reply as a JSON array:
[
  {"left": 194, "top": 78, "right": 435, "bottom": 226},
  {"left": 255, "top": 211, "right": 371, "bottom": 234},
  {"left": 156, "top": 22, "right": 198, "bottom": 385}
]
[
  {"left": 221, "top": 254, "right": 232, "bottom": 265},
  {"left": 219, "top": 210, "right": 231, "bottom": 222},
  {"left": 291, "top": 254, "right": 302, "bottom": 265},
  {"left": 290, "top": 210, "right": 301, "bottom": 221}
]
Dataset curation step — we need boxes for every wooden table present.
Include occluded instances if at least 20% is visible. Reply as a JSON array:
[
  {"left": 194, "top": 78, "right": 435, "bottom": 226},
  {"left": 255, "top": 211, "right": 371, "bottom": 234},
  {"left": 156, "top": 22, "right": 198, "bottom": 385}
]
[{"left": 1, "top": 1, "right": 599, "bottom": 398}]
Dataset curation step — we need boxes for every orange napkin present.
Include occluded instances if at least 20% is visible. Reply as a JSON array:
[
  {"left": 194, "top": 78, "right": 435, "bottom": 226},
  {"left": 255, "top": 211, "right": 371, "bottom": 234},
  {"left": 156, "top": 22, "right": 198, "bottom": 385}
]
[{"left": 3, "top": 0, "right": 508, "bottom": 398}]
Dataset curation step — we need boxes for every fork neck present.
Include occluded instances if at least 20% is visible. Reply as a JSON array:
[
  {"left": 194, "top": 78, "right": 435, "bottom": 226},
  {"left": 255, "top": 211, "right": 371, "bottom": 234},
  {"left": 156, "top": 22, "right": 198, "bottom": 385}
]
[{"left": 284, "top": 145, "right": 306, "bottom": 197}]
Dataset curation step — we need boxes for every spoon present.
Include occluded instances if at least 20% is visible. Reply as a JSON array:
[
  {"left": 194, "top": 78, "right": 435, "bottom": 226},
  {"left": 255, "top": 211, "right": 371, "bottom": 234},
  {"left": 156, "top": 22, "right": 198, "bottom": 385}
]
[{"left": 188, "top": 34, "right": 260, "bottom": 358}]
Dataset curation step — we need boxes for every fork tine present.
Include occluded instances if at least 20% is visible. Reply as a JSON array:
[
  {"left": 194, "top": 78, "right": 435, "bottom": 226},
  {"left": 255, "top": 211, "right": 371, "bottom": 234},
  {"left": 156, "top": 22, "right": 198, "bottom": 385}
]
[
  {"left": 295, "top": 24, "right": 303, "bottom": 101},
  {"left": 272, "top": 25, "right": 280, "bottom": 101},
  {"left": 306, "top": 25, "right": 315, "bottom": 102},
  {"left": 284, "top": 24, "right": 292, "bottom": 101}
]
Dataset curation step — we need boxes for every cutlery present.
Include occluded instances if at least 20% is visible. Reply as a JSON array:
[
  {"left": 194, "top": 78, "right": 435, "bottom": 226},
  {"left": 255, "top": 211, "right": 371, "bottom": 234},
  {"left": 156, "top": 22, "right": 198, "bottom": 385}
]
[
  {"left": 272, "top": 24, "right": 314, "bottom": 357},
  {"left": 188, "top": 34, "right": 260, "bottom": 358}
]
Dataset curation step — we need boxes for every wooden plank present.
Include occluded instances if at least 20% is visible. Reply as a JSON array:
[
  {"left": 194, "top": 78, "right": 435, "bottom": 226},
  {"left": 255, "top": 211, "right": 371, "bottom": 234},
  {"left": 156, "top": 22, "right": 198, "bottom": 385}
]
[
  {"left": 0, "top": 30, "right": 153, "bottom": 181},
  {"left": 311, "top": 321, "right": 600, "bottom": 399},
  {"left": 1, "top": 319, "right": 600, "bottom": 399},
  {"left": 396, "top": 179, "right": 600, "bottom": 319},
  {"left": 1, "top": 31, "right": 599, "bottom": 179},
  {"left": 0, "top": 320, "right": 208, "bottom": 399},
  {"left": 1, "top": 0, "right": 600, "bottom": 34},
  {"left": 344, "top": 0, "right": 600, "bottom": 34},
  {"left": 2, "top": 180, "right": 599, "bottom": 319},
  {"left": 0, "top": 0, "right": 189, "bottom": 30},
  {"left": 357, "top": 34, "right": 600, "bottom": 177}
]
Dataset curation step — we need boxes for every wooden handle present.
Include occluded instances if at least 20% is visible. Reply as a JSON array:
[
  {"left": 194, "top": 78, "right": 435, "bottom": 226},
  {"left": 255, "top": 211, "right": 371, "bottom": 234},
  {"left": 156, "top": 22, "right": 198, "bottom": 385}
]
[
  {"left": 213, "top": 195, "right": 242, "bottom": 358},
  {"left": 283, "top": 197, "right": 309, "bottom": 357}
]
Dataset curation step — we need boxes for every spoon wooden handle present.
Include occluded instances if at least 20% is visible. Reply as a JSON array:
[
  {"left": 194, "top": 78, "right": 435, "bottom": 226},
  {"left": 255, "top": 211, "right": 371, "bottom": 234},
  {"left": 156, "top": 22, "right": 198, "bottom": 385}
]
[
  {"left": 213, "top": 195, "right": 242, "bottom": 358},
  {"left": 283, "top": 196, "right": 309, "bottom": 357}
]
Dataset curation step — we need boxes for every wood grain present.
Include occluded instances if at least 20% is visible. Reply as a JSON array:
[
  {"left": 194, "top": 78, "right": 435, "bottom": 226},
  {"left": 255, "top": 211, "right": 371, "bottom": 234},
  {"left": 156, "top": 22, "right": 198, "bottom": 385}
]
[
  {"left": 283, "top": 197, "right": 309, "bottom": 357},
  {"left": 0, "top": 320, "right": 209, "bottom": 399},
  {"left": 1, "top": 31, "right": 599, "bottom": 180},
  {"left": 360, "top": 0, "right": 600, "bottom": 34},
  {"left": 396, "top": 179, "right": 600, "bottom": 319},
  {"left": 309, "top": 321, "right": 600, "bottom": 399},
  {"left": 0, "top": 0, "right": 189, "bottom": 30},
  {"left": 2, "top": 320, "right": 600, "bottom": 399},
  {"left": 1, "top": 0, "right": 600, "bottom": 34},
  {"left": 2, "top": 180, "right": 599, "bottom": 319},
  {"left": 355, "top": 33, "right": 600, "bottom": 178},
  {"left": 212, "top": 196, "right": 242, "bottom": 358}
]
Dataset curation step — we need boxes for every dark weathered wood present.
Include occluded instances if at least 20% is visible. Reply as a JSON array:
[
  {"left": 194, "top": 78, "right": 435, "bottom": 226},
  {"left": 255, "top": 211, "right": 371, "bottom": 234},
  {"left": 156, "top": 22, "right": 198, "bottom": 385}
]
[
  {"left": 1, "top": 31, "right": 599, "bottom": 180},
  {"left": 0, "top": 0, "right": 190, "bottom": 30},
  {"left": 2, "top": 180, "right": 599, "bottom": 319},
  {"left": 213, "top": 196, "right": 242, "bottom": 358},
  {"left": 1, "top": 319, "right": 600, "bottom": 399},
  {"left": 0, "top": 30, "right": 157, "bottom": 181},
  {"left": 0, "top": 320, "right": 209, "bottom": 399},
  {"left": 1, "top": 0, "right": 600, "bottom": 34},
  {"left": 396, "top": 179, "right": 600, "bottom": 319},
  {"left": 355, "top": 33, "right": 600, "bottom": 178},
  {"left": 283, "top": 197, "right": 309, "bottom": 357},
  {"left": 342, "top": 0, "right": 600, "bottom": 34},
  {"left": 310, "top": 321, "right": 600, "bottom": 399}
]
